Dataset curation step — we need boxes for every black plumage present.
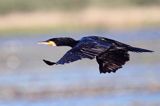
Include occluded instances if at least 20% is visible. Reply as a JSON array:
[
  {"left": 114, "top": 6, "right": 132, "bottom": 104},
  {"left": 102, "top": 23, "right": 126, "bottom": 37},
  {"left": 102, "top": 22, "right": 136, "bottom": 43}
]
[{"left": 39, "top": 36, "right": 153, "bottom": 74}]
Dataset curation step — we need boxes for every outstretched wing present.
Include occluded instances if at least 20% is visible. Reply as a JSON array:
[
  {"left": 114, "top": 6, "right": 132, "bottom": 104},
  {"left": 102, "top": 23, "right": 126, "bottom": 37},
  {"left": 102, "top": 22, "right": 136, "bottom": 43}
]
[
  {"left": 55, "top": 40, "right": 110, "bottom": 65},
  {"left": 96, "top": 48, "right": 130, "bottom": 73}
]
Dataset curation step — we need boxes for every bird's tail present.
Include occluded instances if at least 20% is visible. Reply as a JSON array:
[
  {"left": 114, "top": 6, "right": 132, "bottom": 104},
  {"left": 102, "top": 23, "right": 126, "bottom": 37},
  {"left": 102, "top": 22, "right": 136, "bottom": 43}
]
[{"left": 127, "top": 46, "right": 153, "bottom": 53}]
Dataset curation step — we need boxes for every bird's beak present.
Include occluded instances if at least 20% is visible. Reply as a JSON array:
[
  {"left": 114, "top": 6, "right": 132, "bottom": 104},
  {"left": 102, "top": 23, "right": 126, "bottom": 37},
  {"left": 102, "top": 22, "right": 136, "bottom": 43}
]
[{"left": 38, "top": 41, "right": 57, "bottom": 46}]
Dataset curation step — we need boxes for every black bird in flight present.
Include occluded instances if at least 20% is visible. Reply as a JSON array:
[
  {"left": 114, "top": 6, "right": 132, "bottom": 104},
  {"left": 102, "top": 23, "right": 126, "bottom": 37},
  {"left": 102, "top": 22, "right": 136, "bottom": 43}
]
[{"left": 38, "top": 36, "right": 153, "bottom": 74}]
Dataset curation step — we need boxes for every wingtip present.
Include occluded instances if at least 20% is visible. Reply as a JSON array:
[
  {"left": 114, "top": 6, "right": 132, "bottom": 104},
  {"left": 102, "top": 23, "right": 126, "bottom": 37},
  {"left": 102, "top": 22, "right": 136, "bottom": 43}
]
[
  {"left": 43, "top": 59, "right": 56, "bottom": 66},
  {"left": 149, "top": 50, "right": 154, "bottom": 53}
]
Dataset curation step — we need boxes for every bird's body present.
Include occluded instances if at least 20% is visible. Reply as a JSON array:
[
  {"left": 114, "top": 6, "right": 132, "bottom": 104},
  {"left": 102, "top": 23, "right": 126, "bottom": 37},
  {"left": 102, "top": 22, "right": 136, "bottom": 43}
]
[{"left": 39, "top": 36, "right": 153, "bottom": 74}]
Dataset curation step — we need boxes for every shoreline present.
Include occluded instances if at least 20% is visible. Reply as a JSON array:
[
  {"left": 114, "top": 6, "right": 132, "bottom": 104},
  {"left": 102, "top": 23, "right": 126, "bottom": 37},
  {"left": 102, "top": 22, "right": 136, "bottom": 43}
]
[{"left": 0, "top": 7, "right": 160, "bottom": 33}]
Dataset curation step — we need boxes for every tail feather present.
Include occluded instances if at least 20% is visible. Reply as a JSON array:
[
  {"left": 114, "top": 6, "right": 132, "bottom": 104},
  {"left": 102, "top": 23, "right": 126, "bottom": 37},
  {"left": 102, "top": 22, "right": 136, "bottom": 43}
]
[{"left": 128, "top": 46, "right": 153, "bottom": 53}]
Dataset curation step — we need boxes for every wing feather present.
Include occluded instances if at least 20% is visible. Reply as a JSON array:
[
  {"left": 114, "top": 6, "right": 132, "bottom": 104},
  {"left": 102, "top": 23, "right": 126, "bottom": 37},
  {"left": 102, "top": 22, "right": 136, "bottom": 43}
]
[
  {"left": 56, "top": 41, "right": 109, "bottom": 65},
  {"left": 96, "top": 48, "right": 130, "bottom": 73}
]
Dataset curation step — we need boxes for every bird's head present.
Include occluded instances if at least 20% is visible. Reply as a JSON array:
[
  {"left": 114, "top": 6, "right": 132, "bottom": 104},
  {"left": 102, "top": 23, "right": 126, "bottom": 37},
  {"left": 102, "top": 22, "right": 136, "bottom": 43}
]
[{"left": 38, "top": 37, "right": 78, "bottom": 47}]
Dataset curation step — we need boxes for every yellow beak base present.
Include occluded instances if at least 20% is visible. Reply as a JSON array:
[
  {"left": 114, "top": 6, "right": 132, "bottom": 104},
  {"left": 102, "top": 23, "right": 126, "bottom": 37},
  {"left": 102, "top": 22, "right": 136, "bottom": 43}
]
[{"left": 38, "top": 41, "right": 57, "bottom": 46}]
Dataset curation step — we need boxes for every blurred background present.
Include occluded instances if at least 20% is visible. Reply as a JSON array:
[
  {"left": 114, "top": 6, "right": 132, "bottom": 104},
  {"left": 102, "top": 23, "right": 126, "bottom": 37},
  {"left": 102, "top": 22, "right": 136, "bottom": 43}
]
[{"left": 0, "top": 0, "right": 160, "bottom": 106}]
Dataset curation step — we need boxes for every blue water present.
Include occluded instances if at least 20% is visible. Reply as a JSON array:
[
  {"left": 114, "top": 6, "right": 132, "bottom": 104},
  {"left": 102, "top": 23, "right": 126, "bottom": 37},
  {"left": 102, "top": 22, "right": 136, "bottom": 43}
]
[{"left": 0, "top": 93, "right": 160, "bottom": 106}]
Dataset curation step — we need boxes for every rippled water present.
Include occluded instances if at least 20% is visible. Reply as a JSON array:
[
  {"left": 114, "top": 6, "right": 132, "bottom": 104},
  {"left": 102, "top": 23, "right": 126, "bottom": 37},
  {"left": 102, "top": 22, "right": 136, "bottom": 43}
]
[{"left": 0, "top": 28, "right": 160, "bottom": 106}]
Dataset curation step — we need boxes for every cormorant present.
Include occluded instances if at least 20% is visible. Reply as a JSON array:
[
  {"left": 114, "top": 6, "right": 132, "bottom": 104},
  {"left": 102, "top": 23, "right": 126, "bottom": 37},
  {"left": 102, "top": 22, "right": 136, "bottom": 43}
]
[{"left": 38, "top": 36, "right": 153, "bottom": 74}]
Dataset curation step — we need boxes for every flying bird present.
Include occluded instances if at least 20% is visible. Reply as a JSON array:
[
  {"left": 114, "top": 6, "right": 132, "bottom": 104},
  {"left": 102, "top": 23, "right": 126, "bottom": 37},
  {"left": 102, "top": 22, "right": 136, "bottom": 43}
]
[{"left": 38, "top": 36, "right": 153, "bottom": 74}]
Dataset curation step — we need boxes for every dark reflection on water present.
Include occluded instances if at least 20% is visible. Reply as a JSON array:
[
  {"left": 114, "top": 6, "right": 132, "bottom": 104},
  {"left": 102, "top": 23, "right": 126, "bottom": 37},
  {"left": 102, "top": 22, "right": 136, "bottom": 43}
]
[{"left": 0, "top": 28, "right": 160, "bottom": 106}]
